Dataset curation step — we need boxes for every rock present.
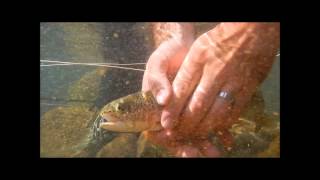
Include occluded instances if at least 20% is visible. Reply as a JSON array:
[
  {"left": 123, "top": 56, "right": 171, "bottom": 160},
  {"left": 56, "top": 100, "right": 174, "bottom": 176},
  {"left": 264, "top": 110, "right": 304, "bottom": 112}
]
[
  {"left": 96, "top": 133, "right": 138, "bottom": 157},
  {"left": 40, "top": 105, "right": 98, "bottom": 157},
  {"left": 61, "top": 23, "right": 106, "bottom": 62},
  {"left": 225, "top": 90, "right": 279, "bottom": 157},
  {"left": 68, "top": 68, "right": 107, "bottom": 102},
  {"left": 257, "top": 135, "right": 280, "bottom": 157}
]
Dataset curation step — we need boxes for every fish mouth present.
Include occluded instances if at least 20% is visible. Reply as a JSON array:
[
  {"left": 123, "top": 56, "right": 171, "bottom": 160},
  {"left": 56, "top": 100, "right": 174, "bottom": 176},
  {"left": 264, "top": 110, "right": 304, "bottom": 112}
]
[
  {"left": 101, "top": 113, "right": 118, "bottom": 122},
  {"left": 95, "top": 113, "right": 118, "bottom": 128},
  {"left": 92, "top": 115, "right": 118, "bottom": 141},
  {"left": 98, "top": 113, "right": 128, "bottom": 132},
  {"left": 99, "top": 115, "right": 108, "bottom": 123},
  {"left": 93, "top": 114, "right": 111, "bottom": 131},
  {"left": 94, "top": 114, "right": 117, "bottom": 131}
]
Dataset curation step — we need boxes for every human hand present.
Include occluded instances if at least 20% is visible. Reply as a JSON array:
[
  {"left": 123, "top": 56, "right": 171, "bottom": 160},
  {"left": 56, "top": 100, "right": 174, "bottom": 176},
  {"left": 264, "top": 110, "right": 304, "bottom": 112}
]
[
  {"left": 143, "top": 23, "right": 279, "bottom": 157},
  {"left": 142, "top": 23, "right": 219, "bottom": 157},
  {"left": 142, "top": 23, "right": 194, "bottom": 105},
  {"left": 141, "top": 23, "right": 222, "bottom": 157},
  {"left": 161, "top": 23, "right": 280, "bottom": 134}
]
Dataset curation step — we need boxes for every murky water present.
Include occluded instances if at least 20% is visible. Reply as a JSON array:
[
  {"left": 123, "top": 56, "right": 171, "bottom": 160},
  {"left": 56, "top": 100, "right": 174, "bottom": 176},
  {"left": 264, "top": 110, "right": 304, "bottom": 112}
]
[{"left": 40, "top": 22, "right": 280, "bottom": 158}]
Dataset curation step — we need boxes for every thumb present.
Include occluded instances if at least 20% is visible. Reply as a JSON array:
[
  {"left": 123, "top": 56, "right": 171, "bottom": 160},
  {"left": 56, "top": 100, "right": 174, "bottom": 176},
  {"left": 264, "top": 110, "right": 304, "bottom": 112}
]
[
  {"left": 142, "top": 52, "right": 172, "bottom": 106},
  {"left": 155, "top": 77, "right": 172, "bottom": 105},
  {"left": 143, "top": 72, "right": 171, "bottom": 106}
]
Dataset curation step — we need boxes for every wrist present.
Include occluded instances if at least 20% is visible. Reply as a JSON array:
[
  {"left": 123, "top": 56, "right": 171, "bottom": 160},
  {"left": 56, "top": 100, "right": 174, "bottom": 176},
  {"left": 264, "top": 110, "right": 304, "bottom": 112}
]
[{"left": 152, "top": 23, "right": 195, "bottom": 49}]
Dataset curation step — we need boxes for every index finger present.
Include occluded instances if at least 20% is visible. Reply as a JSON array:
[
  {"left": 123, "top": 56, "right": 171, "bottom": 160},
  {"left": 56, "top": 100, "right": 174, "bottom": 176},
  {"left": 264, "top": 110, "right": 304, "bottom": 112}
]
[{"left": 161, "top": 41, "right": 208, "bottom": 129}]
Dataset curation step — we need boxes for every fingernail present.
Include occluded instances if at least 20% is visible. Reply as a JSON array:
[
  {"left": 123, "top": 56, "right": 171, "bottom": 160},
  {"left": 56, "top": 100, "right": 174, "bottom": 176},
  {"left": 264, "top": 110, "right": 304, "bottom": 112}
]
[
  {"left": 156, "top": 89, "right": 167, "bottom": 105},
  {"left": 161, "top": 117, "right": 171, "bottom": 129},
  {"left": 161, "top": 112, "right": 174, "bottom": 129}
]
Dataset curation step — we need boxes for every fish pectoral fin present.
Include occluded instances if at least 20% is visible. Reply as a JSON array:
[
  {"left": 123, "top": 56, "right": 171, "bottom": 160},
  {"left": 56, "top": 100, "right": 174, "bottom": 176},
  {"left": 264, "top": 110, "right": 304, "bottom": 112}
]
[{"left": 137, "top": 132, "right": 148, "bottom": 157}]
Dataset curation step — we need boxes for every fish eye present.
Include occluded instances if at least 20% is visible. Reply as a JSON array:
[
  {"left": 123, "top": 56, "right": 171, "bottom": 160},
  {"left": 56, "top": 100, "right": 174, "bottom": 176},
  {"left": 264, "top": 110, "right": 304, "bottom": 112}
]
[
  {"left": 117, "top": 105, "right": 124, "bottom": 111},
  {"left": 114, "top": 102, "right": 130, "bottom": 112}
]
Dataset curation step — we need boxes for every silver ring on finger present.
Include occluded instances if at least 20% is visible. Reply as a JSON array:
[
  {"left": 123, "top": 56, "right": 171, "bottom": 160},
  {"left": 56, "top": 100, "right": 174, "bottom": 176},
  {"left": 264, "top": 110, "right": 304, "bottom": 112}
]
[{"left": 217, "top": 91, "right": 235, "bottom": 105}]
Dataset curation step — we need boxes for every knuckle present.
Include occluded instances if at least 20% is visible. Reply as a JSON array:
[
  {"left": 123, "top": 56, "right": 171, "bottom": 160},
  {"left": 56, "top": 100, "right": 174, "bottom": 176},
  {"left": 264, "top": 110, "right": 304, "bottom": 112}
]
[
  {"left": 190, "top": 94, "right": 205, "bottom": 113},
  {"left": 174, "top": 73, "right": 191, "bottom": 99},
  {"left": 191, "top": 86, "right": 212, "bottom": 112},
  {"left": 189, "top": 48, "right": 208, "bottom": 65},
  {"left": 192, "top": 101, "right": 204, "bottom": 113}
]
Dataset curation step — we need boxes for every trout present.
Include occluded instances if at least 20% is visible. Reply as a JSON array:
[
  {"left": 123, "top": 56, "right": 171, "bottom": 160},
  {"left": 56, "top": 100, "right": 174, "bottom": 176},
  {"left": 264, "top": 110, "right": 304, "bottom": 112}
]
[{"left": 73, "top": 91, "right": 162, "bottom": 157}]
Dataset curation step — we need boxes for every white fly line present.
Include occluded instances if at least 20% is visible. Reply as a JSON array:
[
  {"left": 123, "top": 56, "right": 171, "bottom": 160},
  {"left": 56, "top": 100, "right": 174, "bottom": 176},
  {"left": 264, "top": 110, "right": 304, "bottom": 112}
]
[{"left": 40, "top": 59, "right": 146, "bottom": 72}]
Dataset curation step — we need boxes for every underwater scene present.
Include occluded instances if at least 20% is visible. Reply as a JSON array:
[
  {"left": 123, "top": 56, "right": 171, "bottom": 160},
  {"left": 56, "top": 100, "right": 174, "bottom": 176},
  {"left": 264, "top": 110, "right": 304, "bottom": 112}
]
[{"left": 40, "top": 22, "right": 280, "bottom": 158}]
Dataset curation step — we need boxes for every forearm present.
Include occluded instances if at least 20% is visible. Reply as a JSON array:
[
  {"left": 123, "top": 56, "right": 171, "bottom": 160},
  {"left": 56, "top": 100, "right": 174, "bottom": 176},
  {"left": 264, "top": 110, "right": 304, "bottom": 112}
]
[{"left": 151, "top": 23, "right": 195, "bottom": 48}]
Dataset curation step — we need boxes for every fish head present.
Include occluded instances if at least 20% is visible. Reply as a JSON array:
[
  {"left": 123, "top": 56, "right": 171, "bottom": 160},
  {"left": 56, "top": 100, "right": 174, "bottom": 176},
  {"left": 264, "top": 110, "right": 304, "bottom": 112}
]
[{"left": 98, "top": 91, "right": 161, "bottom": 132}]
